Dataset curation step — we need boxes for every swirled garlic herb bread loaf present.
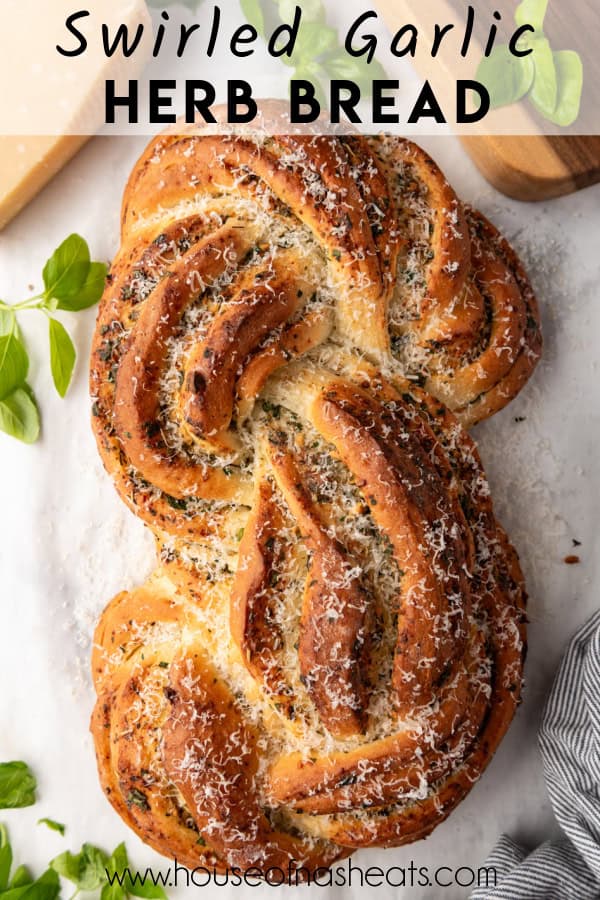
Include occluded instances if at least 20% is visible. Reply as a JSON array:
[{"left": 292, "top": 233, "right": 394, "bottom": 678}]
[{"left": 90, "top": 119, "right": 535, "bottom": 877}]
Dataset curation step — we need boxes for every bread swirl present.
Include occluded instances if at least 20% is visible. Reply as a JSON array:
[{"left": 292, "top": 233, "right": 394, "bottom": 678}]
[{"left": 90, "top": 119, "right": 533, "bottom": 876}]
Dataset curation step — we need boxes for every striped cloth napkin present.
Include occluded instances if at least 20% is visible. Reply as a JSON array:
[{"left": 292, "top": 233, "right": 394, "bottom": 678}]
[{"left": 471, "top": 611, "right": 600, "bottom": 900}]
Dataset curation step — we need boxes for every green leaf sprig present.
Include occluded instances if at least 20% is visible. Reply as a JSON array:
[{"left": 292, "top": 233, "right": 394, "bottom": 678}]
[
  {"left": 0, "top": 826, "right": 61, "bottom": 900},
  {"left": 240, "top": 0, "right": 387, "bottom": 108},
  {"left": 0, "top": 235, "right": 107, "bottom": 444},
  {"left": 0, "top": 827, "right": 166, "bottom": 900},
  {"left": 0, "top": 761, "right": 167, "bottom": 900},
  {"left": 51, "top": 842, "right": 166, "bottom": 900},
  {"left": 476, "top": 0, "right": 583, "bottom": 126}
]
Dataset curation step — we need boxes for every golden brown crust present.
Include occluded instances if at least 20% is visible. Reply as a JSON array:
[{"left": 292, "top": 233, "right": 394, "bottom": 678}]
[{"left": 89, "top": 112, "right": 534, "bottom": 876}]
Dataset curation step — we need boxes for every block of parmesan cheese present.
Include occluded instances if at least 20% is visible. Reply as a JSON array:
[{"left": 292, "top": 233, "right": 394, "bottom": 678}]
[
  {"left": 0, "top": 0, "right": 151, "bottom": 231},
  {"left": 0, "top": 137, "right": 89, "bottom": 231}
]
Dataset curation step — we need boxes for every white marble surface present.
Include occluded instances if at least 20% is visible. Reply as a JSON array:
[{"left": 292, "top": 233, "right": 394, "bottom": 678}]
[{"left": 0, "top": 133, "right": 598, "bottom": 900}]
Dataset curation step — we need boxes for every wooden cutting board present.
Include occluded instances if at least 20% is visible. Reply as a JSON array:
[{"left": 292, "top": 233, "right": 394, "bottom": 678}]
[
  {"left": 374, "top": 0, "right": 600, "bottom": 201},
  {"left": 461, "top": 135, "right": 600, "bottom": 201}
]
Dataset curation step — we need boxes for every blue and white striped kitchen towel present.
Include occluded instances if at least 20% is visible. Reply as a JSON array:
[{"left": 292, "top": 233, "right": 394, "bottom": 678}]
[{"left": 471, "top": 610, "right": 600, "bottom": 900}]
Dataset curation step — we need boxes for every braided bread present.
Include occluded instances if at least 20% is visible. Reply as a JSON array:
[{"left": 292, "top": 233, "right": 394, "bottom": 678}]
[{"left": 90, "top": 118, "right": 533, "bottom": 877}]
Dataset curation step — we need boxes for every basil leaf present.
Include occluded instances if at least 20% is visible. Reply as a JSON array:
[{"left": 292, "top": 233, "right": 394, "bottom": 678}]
[
  {"left": 0, "top": 825, "right": 12, "bottom": 891},
  {"left": 476, "top": 44, "right": 535, "bottom": 109},
  {"left": 0, "top": 385, "right": 41, "bottom": 444},
  {"left": 51, "top": 843, "right": 109, "bottom": 892},
  {"left": 278, "top": 0, "right": 324, "bottom": 23},
  {"left": 56, "top": 262, "right": 107, "bottom": 312},
  {"left": 241, "top": 0, "right": 298, "bottom": 42},
  {"left": 0, "top": 763, "right": 37, "bottom": 809},
  {"left": 37, "top": 819, "right": 66, "bottom": 836},
  {"left": 324, "top": 51, "right": 387, "bottom": 90},
  {"left": 42, "top": 235, "right": 90, "bottom": 306},
  {"left": 105, "top": 839, "right": 169, "bottom": 900},
  {"left": 0, "top": 309, "right": 14, "bottom": 337},
  {"left": 77, "top": 844, "right": 111, "bottom": 892},
  {"left": 293, "top": 23, "right": 338, "bottom": 60},
  {"left": 48, "top": 319, "right": 76, "bottom": 398},
  {"left": 101, "top": 881, "right": 126, "bottom": 900},
  {"left": 530, "top": 36, "right": 558, "bottom": 117},
  {"left": 10, "top": 866, "right": 34, "bottom": 889},
  {"left": 126, "top": 875, "right": 168, "bottom": 899},
  {"left": 0, "top": 868, "right": 60, "bottom": 900},
  {"left": 515, "top": 0, "right": 548, "bottom": 31},
  {"left": 100, "top": 844, "right": 128, "bottom": 900},
  {"left": 0, "top": 333, "right": 29, "bottom": 400},
  {"left": 49, "top": 850, "right": 79, "bottom": 885},
  {"left": 105, "top": 842, "right": 128, "bottom": 878},
  {"left": 239, "top": 0, "right": 266, "bottom": 37},
  {"left": 542, "top": 50, "right": 583, "bottom": 126}
]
